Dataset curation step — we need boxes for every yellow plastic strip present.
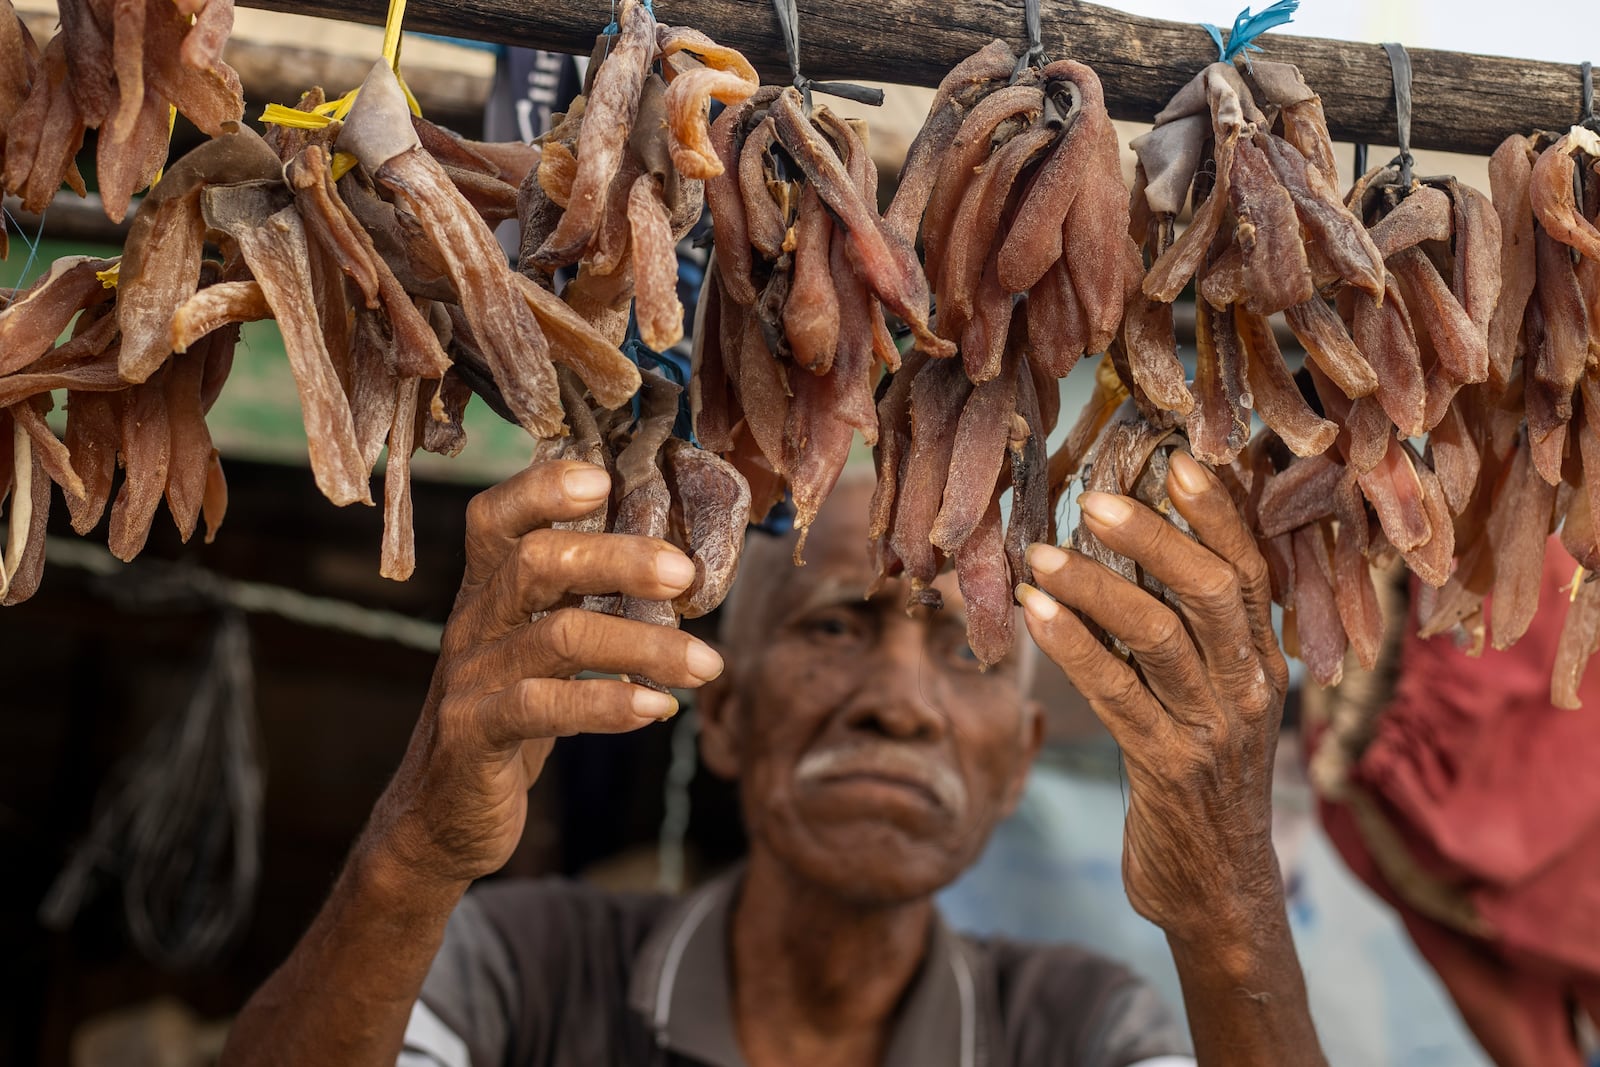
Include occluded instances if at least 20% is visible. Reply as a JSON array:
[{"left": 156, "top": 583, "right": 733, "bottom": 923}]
[
  {"left": 1572, "top": 565, "right": 1588, "bottom": 602},
  {"left": 330, "top": 152, "right": 358, "bottom": 180},
  {"left": 260, "top": 102, "right": 336, "bottom": 129},
  {"left": 381, "top": 0, "right": 407, "bottom": 69},
  {"left": 96, "top": 262, "right": 121, "bottom": 288}
]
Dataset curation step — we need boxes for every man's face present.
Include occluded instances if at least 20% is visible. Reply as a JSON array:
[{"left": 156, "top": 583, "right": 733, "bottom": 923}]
[{"left": 702, "top": 479, "right": 1041, "bottom": 905}]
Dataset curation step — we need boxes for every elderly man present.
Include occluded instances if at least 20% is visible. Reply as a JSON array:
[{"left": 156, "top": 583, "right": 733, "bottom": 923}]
[{"left": 222, "top": 453, "right": 1325, "bottom": 1066}]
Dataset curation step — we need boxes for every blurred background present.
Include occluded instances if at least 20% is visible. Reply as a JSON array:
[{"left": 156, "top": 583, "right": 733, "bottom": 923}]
[{"left": 1, "top": 2, "right": 1593, "bottom": 1064}]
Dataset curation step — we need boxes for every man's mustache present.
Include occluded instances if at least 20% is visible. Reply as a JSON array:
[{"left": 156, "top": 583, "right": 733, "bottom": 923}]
[{"left": 794, "top": 743, "right": 969, "bottom": 820}]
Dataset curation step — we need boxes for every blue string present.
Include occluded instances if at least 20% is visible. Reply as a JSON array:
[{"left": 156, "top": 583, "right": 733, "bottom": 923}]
[
  {"left": 2, "top": 202, "right": 50, "bottom": 306},
  {"left": 1200, "top": 0, "right": 1298, "bottom": 63},
  {"left": 601, "top": 0, "right": 651, "bottom": 37}
]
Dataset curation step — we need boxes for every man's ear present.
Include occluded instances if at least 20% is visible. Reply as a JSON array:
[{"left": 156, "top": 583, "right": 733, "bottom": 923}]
[
  {"left": 696, "top": 666, "right": 742, "bottom": 781},
  {"left": 999, "top": 698, "right": 1046, "bottom": 818}
]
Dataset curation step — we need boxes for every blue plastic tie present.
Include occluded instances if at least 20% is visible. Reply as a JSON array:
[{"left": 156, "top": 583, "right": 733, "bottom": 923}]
[{"left": 1200, "top": 0, "right": 1298, "bottom": 63}]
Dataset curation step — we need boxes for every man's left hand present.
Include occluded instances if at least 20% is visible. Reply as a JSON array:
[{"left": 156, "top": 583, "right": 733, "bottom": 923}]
[{"left": 1017, "top": 449, "right": 1290, "bottom": 943}]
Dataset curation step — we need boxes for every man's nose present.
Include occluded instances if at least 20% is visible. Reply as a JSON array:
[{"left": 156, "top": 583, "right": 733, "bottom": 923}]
[{"left": 841, "top": 621, "right": 950, "bottom": 741}]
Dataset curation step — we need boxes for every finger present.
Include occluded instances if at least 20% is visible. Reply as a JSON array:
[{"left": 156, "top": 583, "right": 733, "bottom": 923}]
[
  {"left": 1015, "top": 584, "right": 1170, "bottom": 748},
  {"left": 477, "top": 677, "right": 679, "bottom": 749},
  {"left": 457, "top": 530, "right": 696, "bottom": 643},
  {"left": 1076, "top": 489, "right": 1261, "bottom": 695},
  {"left": 462, "top": 461, "right": 612, "bottom": 586},
  {"left": 1166, "top": 452, "right": 1288, "bottom": 692},
  {"left": 469, "top": 608, "right": 725, "bottom": 691},
  {"left": 1027, "top": 544, "right": 1215, "bottom": 723}
]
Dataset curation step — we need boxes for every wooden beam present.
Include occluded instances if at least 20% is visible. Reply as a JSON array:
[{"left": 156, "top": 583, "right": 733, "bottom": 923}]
[{"left": 233, "top": 0, "right": 1592, "bottom": 157}]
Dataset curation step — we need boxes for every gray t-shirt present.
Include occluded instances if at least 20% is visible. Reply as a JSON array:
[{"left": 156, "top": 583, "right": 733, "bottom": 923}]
[{"left": 400, "top": 869, "right": 1195, "bottom": 1067}]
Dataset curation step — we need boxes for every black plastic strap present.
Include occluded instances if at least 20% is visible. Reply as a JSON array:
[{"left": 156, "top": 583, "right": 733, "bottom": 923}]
[
  {"left": 1582, "top": 60, "right": 1597, "bottom": 131},
  {"left": 1382, "top": 42, "right": 1414, "bottom": 189},
  {"left": 770, "top": 0, "right": 884, "bottom": 111},
  {"left": 1010, "top": 0, "right": 1051, "bottom": 83}
]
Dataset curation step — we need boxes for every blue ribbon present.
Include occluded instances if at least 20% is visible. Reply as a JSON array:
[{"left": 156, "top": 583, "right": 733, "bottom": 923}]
[{"left": 1200, "top": 0, "right": 1299, "bottom": 63}]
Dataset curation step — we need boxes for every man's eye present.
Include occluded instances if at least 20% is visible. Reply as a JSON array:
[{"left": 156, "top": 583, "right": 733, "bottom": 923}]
[{"left": 809, "top": 616, "right": 853, "bottom": 637}]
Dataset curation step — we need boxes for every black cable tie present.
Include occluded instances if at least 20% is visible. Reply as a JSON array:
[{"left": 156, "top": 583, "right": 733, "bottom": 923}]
[
  {"left": 1582, "top": 60, "right": 1598, "bottom": 131},
  {"left": 771, "top": 0, "right": 883, "bottom": 110},
  {"left": 1009, "top": 0, "right": 1052, "bottom": 84},
  {"left": 1382, "top": 42, "right": 1414, "bottom": 191}
]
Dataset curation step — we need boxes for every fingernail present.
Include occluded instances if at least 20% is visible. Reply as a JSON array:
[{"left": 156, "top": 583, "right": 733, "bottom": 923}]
[
  {"left": 1169, "top": 451, "right": 1210, "bottom": 496},
  {"left": 1027, "top": 542, "right": 1068, "bottom": 575},
  {"left": 656, "top": 551, "right": 696, "bottom": 589},
  {"left": 686, "top": 641, "right": 725, "bottom": 682},
  {"left": 633, "top": 688, "right": 678, "bottom": 720},
  {"left": 1015, "top": 583, "right": 1059, "bottom": 621},
  {"left": 1079, "top": 492, "right": 1132, "bottom": 527},
  {"left": 563, "top": 466, "right": 610, "bottom": 500}
]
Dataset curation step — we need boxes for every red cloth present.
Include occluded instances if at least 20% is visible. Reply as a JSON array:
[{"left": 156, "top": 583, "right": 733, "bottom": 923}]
[{"left": 1318, "top": 537, "right": 1600, "bottom": 1067}]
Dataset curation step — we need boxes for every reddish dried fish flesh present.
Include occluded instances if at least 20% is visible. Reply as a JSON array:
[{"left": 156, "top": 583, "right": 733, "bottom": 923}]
[
  {"left": 955, "top": 492, "right": 1014, "bottom": 668},
  {"left": 884, "top": 39, "right": 1015, "bottom": 242},
  {"left": 1290, "top": 524, "right": 1346, "bottom": 686},
  {"left": 0, "top": 256, "right": 117, "bottom": 376},
  {"left": 1531, "top": 131, "right": 1600, "bottom": 263},
  {"left": 1352, "top": 276, "right": 1426, "bottom": 437},
  {"left": 1388, "top": 245, "right": 1488, "bottom": 385},
  {"left": 533, "top": 0, "right": 656, "bottom": 267},
  {"left": 1284, "top": 296, "right": 1378, "bottom": 399},
  {"left": 203, "top": 182, "right": 371, "bottom": 506},
  {"left": 1237, "top": 307, "right": 1336, "bottom": 457},
  {"left": 1229, "top": 136, "right": 1313, "bottom": 314},
  {"left": 1356, "top": 434, "right": 1432, "bottom": 554},
  {"left": 663, "top": 438, "right": 749, "bottom": 617},
  {"left": 1487, "top": 438, "right": 1557, "bottom": 649},
  {"left": 656, "top": 25, "right": 758, "bottom": 179},
  {"left": 1188, "top": 300, "right": 1249, "bottom": 464},
  {"left": 1487, "top": 134, "right": 1540, "bottom": 388}
]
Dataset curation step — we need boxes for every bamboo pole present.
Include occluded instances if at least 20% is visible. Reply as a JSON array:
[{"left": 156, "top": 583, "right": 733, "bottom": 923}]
[{"left": 234, "top": 0, "right": 1595, "bottom": 156}]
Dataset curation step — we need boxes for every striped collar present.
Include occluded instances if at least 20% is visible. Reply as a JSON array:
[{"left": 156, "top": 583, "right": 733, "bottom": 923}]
[{"left": 627, "top": 866, "right": 988, "bottom": 1067}]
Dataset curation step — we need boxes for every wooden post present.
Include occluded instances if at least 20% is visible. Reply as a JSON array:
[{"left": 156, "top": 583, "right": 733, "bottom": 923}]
[{"left": 234, "top": 0, "right": 1594, "bottom": 156}]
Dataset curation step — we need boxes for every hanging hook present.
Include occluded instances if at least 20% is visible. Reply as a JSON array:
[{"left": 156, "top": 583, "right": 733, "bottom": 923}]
[
  {"left": 768, "top": 0, "right": 884, "bottom": 111},
  {"left": 1010, "top": 0, "right": 1051, "bottom": 83},
  {"left": 1382, "top": 42, "right": 1415, "bottom": 191},
  {"left": 1582, "top": 60, "right": 1598, "bottom": 132}
]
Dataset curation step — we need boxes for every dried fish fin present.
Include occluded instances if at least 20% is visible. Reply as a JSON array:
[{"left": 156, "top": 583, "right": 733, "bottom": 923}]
[
  {"left": 629, "top": 174, "right": 685, "bottom": 351},
  {"left": 1552, "top": 578, "right": 1600, "bottom": 709},
  {"left": 1487, "top": 134, "right": 1540, "bottom": 389},
  {"left": 1237, "top": 307, "right": 1336, "bottom": 457},
  {"left": 1188, "top": 301, "right": 1250, "bottom": 465},
  {"left": 1352, "top": 277, "right": 1426, "bottom": 437},
  {"left": 204, "top": 184, "right": 371, "bottom": 505},
  {"left": 931, "top": 328, "right": 1020, "bottom": 553},
  {"left": 108, "top": 372, "right": 172, "bottom": 562},
  {"left": 663, "top": 438, "right": 749, "bottom": 617},
  {"left": 1291, "top": 522, "right": 1346, "bottom": 686},
  {"left": 891, "top": 357, "right": 969, "bottom": 601},
  {"left": 956, "top": 492, "right": 1014, "bottom": 668},
  {"left": 1487, "top": 437, "right": 1558, "bottom": 649},
  {"left": 381, "top": 377, "right": 421, "bottom": 580},
  {"left": 64, "top": 391, "right": 120, "bottom": 534},
  {"left": 1284, "top": 296, "right": 1378, "bottom": 399}
]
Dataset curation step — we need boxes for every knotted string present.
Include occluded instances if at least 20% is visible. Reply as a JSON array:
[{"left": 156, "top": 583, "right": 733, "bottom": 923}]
[
  {"left": 1010, "top": 0, "right": 1052, "bottom": 83},
  {"left": 1382, "top": 42, "right": 1415, "bottom": 191},
  {"left": 1582, "top": 60, "right": 1598, "bottom": 132},
  {"left": 1200, "top": 0, "right": 1298, "bottom": 66},
  {"left": 770, "top": 0, "right": 884, "bottom": 112}
]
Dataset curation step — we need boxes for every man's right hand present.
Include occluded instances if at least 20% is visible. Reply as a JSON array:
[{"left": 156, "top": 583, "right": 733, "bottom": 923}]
[{"left": 366, "top": 459, "right": 726, "bottom": 890}]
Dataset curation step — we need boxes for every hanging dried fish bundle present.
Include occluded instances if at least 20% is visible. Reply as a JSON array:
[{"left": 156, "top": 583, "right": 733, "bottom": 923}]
[
  {"left": 855, "top": 43, "right": 1129, "bottom": 666},
  {"left": 1129, "top": 59, "right": 1383, "bottom": 465},
  {"left": 540, "top": 368, "right": 751, "bottom": 687},
  {"left": 0, "top": 0, "right": 245, "bottom": 224},
  {"left": 692, "top": 78, "right": 925, "bottom": 557},
  {"left": 523, "top": 0, "right": 756, "bottom": 354},
  {"left": 0, "top": 58, "right": 634, "bottom": 598}
]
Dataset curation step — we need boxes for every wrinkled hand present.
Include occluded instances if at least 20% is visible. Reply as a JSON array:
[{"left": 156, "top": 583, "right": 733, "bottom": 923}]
[
  {"left": 1017, "top": 451, "right": 1289, "bottom": 940},
  {"left": 369, "top": 460, "right": 726, "bottom": 888}
]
